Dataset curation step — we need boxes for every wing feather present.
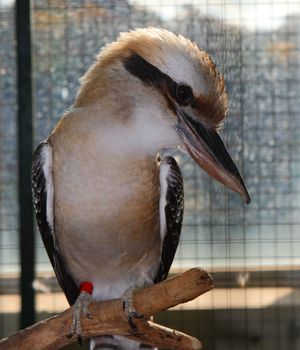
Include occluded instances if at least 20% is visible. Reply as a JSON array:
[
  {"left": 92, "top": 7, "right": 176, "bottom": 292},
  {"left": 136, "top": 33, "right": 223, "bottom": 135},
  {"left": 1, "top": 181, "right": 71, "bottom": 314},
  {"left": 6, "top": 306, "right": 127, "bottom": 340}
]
[
  {"left": 32, "top": 141, "right": 78, "bottom": 305},
  {"left": 155, "top": 156, "right": 184, "bottom": 283}
]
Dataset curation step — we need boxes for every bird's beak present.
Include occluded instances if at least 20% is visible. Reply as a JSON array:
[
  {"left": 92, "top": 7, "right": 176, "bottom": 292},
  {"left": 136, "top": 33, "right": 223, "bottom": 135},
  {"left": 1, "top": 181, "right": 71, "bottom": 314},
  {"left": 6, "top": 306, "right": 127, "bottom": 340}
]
[{"left": 176, "top": 111, "right": 251, "bottom": 204}]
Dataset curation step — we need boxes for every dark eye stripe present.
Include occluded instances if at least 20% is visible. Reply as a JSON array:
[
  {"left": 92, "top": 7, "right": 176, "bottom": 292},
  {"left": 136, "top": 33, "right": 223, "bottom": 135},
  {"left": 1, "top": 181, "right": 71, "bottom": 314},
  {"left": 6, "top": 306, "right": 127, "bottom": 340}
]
[
  {"left": 123, "top": 53, "right": 173, "bottom": 89},
  {"left": 123, "top": 53, "right": 194, "bottom": 109}
]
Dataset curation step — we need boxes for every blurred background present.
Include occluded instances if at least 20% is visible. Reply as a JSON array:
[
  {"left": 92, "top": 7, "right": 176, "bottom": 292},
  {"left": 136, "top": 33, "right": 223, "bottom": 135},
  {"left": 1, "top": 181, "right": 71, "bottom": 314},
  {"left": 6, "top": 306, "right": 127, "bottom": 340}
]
[{"left": 1, "top": 0, "right": 300, "bottom": 349}]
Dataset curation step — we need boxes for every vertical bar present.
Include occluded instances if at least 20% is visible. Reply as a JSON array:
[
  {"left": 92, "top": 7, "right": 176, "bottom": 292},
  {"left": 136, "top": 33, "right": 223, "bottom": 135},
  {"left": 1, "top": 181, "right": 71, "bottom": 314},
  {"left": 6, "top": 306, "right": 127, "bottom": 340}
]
[{"left": 15, "top": 0, "right": 35, "bottom": 328}]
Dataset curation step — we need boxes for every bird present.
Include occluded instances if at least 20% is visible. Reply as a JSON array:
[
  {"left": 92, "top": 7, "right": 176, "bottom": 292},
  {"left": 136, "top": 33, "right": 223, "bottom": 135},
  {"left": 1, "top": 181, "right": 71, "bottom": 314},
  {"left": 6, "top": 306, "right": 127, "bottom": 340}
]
[{"left": 31, "top": 27, "right": 250, "bottom": 350}]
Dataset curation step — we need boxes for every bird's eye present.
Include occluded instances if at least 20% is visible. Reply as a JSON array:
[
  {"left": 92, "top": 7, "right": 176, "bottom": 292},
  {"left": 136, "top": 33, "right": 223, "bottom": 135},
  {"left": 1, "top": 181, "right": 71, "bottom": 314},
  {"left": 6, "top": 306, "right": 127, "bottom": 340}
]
[{"left": 175, "top": 85, "right": 193, "bottom": 105}]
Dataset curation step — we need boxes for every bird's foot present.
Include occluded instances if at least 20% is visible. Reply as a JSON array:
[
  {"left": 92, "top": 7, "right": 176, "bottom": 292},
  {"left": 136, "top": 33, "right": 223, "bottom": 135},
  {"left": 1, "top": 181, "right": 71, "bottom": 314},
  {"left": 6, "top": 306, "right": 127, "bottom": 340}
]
[
  {"left": 67, "top": 282, "right": 94, "bottom": 344},
  {"left": 123, "top": 286, "right": 145, "bottom": 333}
]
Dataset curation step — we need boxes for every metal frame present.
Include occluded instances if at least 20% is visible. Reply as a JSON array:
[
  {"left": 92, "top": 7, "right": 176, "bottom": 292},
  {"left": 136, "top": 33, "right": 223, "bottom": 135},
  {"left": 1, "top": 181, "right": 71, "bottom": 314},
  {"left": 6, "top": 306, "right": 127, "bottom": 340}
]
[{"left": 16, "top": 0, "right": 35, "bottom": 328}]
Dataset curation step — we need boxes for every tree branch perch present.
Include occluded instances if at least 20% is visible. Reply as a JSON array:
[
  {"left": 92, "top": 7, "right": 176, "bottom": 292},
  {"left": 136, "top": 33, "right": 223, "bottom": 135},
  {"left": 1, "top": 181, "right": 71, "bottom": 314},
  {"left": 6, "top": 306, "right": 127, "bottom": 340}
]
[{"left": 0, "top": 268, "right": 213, "bottom": 350}]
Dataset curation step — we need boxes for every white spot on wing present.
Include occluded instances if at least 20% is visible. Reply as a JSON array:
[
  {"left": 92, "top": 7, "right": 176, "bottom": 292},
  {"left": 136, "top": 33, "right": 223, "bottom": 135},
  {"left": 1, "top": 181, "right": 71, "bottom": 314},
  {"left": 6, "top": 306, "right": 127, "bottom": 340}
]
[
  {"left": 159, "top": 158, "right": 169, "bottom": 242},
  {"left": 42, "top": 143, "right": 54, "bottom": 233}
]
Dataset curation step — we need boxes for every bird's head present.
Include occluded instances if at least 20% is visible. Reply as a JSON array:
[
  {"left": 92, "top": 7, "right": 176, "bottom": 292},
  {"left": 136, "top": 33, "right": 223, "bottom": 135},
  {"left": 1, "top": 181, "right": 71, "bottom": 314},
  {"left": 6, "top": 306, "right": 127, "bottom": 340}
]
[{"left": 75, "top": 28, "right": 250, "bottom": 204}]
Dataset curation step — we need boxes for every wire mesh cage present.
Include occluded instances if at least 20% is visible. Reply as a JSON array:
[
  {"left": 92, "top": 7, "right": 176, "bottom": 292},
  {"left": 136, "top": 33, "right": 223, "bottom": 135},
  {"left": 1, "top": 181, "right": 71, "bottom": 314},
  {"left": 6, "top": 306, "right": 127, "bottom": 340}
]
[
  {"left": 1, "top": 0, "right": 300, "bottom": 349},
  {"left": 0, "top": 0, "right": 19, "bottom": 337}
]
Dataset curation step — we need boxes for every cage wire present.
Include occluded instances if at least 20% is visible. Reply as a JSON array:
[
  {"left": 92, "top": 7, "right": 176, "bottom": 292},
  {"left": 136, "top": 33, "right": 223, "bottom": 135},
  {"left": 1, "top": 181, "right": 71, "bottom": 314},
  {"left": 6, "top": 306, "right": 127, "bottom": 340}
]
[
  {"left": 0, "top": 0, "right": 300, "bottom": 349},
  {"left": 0, "top": 0, "right": 19, "bottom": 337}
]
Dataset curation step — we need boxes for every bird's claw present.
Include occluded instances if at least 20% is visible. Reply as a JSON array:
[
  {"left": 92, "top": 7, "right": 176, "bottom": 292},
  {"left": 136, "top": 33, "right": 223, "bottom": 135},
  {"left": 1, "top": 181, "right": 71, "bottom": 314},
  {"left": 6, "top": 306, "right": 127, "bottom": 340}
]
[
  {"left": 67, "top": 290, "right": 94, "bottom": 343},
  {"left": 123, "top": 286, "right": 146, "bottom": 333}
]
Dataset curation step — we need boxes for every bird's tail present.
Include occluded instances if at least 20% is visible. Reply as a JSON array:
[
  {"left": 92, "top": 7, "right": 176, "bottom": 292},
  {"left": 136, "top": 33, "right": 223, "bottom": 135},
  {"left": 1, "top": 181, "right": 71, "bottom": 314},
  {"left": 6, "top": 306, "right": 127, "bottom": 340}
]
[{"left": 90, "top": 336, "right": 156, "bottom": 350}]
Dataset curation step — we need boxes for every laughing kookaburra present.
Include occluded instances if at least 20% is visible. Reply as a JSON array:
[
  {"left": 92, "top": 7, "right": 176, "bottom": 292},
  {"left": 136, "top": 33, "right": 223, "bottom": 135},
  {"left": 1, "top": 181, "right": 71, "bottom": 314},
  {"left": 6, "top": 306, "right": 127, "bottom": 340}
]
[{"left": 32, "top": 28, "right": 250, "bottom": 350}]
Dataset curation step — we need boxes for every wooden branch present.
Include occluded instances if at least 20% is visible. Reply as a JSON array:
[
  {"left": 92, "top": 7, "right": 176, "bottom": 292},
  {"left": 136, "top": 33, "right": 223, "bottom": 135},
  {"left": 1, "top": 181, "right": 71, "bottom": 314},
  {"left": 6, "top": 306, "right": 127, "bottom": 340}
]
[{"left": 0, "top": 268, "right": 213, "bottom": 350}]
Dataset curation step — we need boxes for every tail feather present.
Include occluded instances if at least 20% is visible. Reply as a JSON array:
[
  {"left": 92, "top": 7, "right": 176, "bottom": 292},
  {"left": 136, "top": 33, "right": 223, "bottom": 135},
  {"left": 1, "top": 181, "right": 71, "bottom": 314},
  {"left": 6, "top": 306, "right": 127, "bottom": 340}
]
[
  {"left": 90, "top": 336, "right": 119, "bottom": 350},
  {"left": 90, "top": 336, "right": 156, "bottom": 350},
  {"left": 90, "top": 336, "right": 139, "bottom": 350}
]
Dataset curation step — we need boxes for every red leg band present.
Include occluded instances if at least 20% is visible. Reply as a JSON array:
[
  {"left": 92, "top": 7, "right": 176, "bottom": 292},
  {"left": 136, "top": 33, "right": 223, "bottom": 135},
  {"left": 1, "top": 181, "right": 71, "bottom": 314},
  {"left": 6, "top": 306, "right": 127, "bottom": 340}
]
[{"left": 79, "top": 281, "right": 93, "bottom": 295}]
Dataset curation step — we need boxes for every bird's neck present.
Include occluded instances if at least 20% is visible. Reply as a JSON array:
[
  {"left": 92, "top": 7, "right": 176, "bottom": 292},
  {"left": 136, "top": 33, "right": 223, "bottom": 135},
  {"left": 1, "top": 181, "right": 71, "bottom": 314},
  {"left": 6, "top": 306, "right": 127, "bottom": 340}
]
[
  {"left": 77, "top": 100, "right": 181, "bottom": 161},
  {"left": 123, "top": 105, "right": 180, "bottom": 156}
]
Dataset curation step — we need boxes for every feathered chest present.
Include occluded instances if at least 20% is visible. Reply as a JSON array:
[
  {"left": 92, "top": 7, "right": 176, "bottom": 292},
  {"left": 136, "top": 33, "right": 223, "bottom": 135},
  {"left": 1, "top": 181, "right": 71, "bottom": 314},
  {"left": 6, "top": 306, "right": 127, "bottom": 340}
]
[{"left": 50, "top": 128, "right": 161, "bottom": 285}]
